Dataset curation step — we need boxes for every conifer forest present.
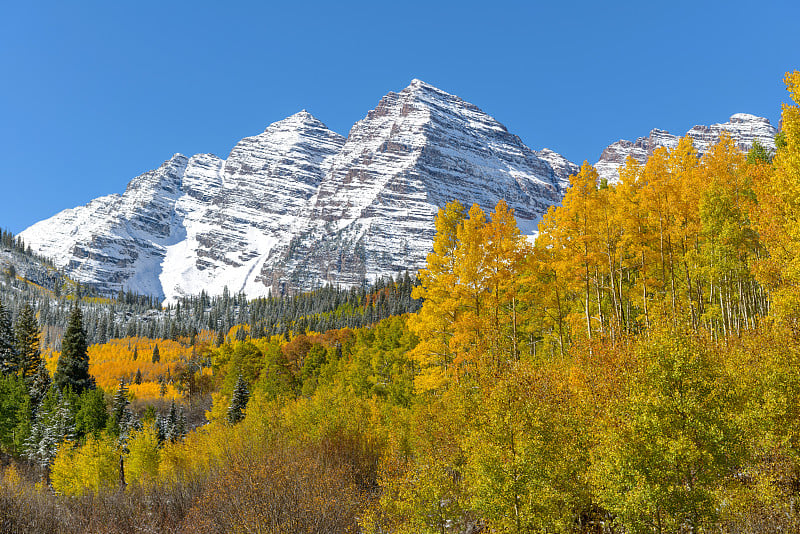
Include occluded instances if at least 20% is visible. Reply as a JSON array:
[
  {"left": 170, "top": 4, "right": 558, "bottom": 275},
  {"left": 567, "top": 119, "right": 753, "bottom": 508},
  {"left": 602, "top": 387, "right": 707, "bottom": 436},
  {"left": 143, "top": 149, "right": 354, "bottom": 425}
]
[{"left": 2, "top": 71, "right": 800, "bottom": 533}]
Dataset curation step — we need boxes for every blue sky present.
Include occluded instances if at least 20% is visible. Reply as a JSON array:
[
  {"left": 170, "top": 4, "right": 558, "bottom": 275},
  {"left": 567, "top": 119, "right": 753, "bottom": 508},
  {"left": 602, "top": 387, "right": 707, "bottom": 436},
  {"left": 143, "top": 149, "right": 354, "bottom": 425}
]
[{"left": 1, "top": 1, "right": 798, "bottom": 233}]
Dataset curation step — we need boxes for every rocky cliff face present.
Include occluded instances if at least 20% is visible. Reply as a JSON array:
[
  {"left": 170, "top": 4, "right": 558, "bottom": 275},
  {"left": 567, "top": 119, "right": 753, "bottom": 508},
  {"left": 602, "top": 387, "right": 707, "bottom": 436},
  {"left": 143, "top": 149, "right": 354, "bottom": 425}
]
[
  {"left": 159, "top": 112, "right": 345, "bottom": 300},
  {"left": 594, "top": 113, "right": 778, "bottom": 183},
  {"left": 20, "top": 81, "right": 575, "bottom": 301},
  {"left": 258, "top": 79, "right": 576, "bottom": 292}
]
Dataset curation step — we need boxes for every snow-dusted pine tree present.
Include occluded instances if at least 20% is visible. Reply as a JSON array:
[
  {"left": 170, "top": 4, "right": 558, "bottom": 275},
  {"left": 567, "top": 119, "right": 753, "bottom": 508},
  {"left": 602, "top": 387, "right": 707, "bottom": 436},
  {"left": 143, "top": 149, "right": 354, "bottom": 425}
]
[
  {"left": 227, "top": 374, "right": 250, "bottom": 425},
  {"left": 0, "top": 299, "right": 18, "bottom": 375},
  {"left": 15, "top": 303, "right": 41, "bottom": 383},
  {"left": 25, "top": 387, "right": 75, "bottom": 470}
]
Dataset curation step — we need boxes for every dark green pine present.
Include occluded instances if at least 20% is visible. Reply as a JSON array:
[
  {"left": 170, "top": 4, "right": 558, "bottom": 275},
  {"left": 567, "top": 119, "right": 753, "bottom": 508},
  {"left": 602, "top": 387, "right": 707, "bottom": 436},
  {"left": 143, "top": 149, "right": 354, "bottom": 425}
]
[
  {"left": 227, "top": 374, "right": 250, "bottom": 425},
  {"left": 15, "top": 303, "right": 42, "bottom": 383},
  {"left": 0, "top": 300, "right": 18, "bottom": 375},
  {"left": 53, "top": 306, "right": 93, "bottom": 394}
]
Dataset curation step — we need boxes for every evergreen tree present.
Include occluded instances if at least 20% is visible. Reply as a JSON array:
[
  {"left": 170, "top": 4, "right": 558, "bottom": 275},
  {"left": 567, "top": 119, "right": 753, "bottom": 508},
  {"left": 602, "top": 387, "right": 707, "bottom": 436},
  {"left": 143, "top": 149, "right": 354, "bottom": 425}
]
[
  {"left": 111, "top": 379, "right": 129, "bottom": 425},
  {"left": 15, "top": 303, "right": 41, "bottom": 383},
  {"left": 29, "top": 359, "right": 51, "bottom": 409},
  {"left": 747, "top": 138, "right": 773, "bottom": 164},
  {"left": 54, "top": 306, "right": 93, "bottom": 394},
  {"left": 154, "top": 413, "right": 166, "bottom": 443},
  {"left": 0, "top": 374, "right": 31, "bottom": 454},
  {"left": 175, "top": 405, "right": 187, "bottom": 440},
  {"left": 75, "top": 388, "right": 108, "bottom": 438},
  {"left": 25, "top": 387, "right": 75, "bottom": 470},
  {"left": 134, "top": 368, "right": 142, "bottom": 385},
  {"left": 132, "top": 346, "right": 138, "bottom": 361},
  {"left": 227, "top": 374, "right": 250, "bottom": 425},
  {"left": 106, "top": 379, "right": 140, "bottom": 444},
  {"left": 154, "top": 404, "right": 183, "bottom": 443},
  {"left": 0, "top": 299, "right": 18, "bottom": 375},
  {"left": 152, "top": 343, "right": 160, "bottom": 363},
  {"left": 165, "top": 401, "right": 178, "bottom": 442}
]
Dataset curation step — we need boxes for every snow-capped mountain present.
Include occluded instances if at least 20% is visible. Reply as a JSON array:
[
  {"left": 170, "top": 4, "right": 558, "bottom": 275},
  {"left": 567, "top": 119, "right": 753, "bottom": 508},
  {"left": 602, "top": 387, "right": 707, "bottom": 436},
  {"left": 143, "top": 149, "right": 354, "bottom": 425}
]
[
  {"left": 594, "top": 113, "right": 778, "bottom": 183},
  {"left": 257, "top": 79, "right": 575, "bottom": 292},
  {"left": 20, "top": 81, "right": 576, "bottom": 301}
]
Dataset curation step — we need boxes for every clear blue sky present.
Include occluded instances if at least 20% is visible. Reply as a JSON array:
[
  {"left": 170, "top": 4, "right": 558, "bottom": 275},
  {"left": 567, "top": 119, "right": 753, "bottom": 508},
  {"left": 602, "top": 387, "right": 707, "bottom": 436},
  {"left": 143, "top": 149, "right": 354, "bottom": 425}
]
[{"left": 1, "top": 1, "right": 798, "bottom": 234}]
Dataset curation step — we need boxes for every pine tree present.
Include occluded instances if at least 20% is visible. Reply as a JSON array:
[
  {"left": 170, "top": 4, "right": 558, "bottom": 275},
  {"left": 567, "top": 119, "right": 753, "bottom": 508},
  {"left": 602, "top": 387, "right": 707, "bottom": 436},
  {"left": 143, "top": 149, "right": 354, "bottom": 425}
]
[
  {"left": 53, "top": 306, "right": 93, "bottom": 394},
  {"left": 134, "top": 368, "right": 142, "bottom": 385},
  {"left": 152, "top": 344, "right": 160, "bottom": 363},
  {"left": 132, "top": 346, "right": 138, "bottom": 361},
  {"left": 0, "top": 299, "right": 18, "bottom": 375},
  {"left": 165, "top": 401, "right": 178, "bottom": 442},
  {"left": 0, "top": 374, "right": 31, "bottom": 454},
  {"left": 25, "top": 387, "right": 76, "bottom": 470},
  {"left": 227, "top": 374, "right": 250, "bottom": 425},
  {"left": 111, "top": 379, "right": 129, "bottom": 424},
  {"left": 29, "top": 360, "right": 51, "bottom": 409},
  {"left": 747, "top": 138, "right": 773, "bottom": 164},
  {"left": 15, "top": 303, "right": 41, "bottom": 383},
  {"left": 154, "top": 413, "right": 166, "bottom": 443},
  {"left": 75, "top": 388, "right": 108, "bottom": 438},
  {"left": 176, "top": 405, "right": 187, "bottom": 440}
]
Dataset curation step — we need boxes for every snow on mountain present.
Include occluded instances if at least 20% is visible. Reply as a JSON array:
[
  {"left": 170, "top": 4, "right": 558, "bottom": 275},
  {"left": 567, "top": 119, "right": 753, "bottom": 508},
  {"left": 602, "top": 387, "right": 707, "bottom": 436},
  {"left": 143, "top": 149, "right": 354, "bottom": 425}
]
[
  {"left": 18, "top": 80, "right": 578, "bottom": 301},
  {"left": 21, "top": 112, "right": 345, "bottom": 302},
  {"left": 594, "top": 113, "right": 778, "bottom": 183},
  {"left": 257, "top": 79, "right": 577, "bottom": 291},
  {"left": 21, "top": 155, "right": 189, "bottom": 297},
  {"left": 159, "top": 112, "right": 345, "bottom": 301}
]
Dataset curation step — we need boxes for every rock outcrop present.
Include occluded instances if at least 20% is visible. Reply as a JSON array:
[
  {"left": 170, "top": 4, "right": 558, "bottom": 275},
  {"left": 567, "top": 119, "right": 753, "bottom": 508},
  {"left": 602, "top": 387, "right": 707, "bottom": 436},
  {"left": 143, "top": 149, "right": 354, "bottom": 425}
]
[
  {"left": 594, "top": 113, "right": 778, "bottom": 183},
  {"left": 20, "top": 81, "right": 575, "bottom": 301}
]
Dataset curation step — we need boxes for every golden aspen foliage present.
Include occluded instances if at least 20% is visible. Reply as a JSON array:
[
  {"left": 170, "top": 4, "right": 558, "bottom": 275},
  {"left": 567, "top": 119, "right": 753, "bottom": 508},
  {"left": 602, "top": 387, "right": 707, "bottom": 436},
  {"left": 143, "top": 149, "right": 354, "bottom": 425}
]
[
  {"left": 480, "top": 200, "right": 530, "bottom": 366},
  {"left": 752, "top": 71, "right": 800, "bottom": 327},
  {"left": 46, "top": 337, "right": 195, "bottom": 401},
  {"left": 125, "top": 424, "right": 161, "bottom": 486},
  {"left": 592, "top": 331, "right": 746, "bottom": 533},
  {"left": 408, "top": 200, "right": 467, "bottom": 392},
  {"left": 87, "top": 337, "right": 194, "bottom": 390},
  {"left": 410, "top": 200, "right": 530, "bottom": 391},
  {"left": 537, "top": 162, "right": 603, "bottom": 341},
  {"left": 50, "top": 435, "right": 122, "bottom": 496},
  {"left": 451, "top": 204, "right": 490, "bottom": 371},
  {"left": 465, "top": 361, "right": 587, "bottom": 533}
]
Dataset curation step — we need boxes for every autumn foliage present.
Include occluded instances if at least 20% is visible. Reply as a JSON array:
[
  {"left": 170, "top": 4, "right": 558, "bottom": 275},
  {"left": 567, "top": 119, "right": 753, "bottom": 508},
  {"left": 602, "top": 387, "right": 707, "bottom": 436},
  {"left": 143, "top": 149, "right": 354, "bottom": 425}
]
[{"left": 2, "top": 70, "right": 800, "bottom": 534}]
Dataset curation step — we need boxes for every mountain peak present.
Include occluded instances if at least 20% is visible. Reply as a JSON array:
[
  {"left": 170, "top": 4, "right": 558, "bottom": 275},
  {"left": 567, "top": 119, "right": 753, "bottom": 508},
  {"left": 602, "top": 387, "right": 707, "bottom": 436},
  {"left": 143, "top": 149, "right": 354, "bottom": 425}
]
[
  {"left": 407, "top": 78, "right": 434, "bottom": 89},
  {"left": 595, "top": 114, "right": 778, "bottom": 183},
  {"left": 21, "top": 80, "right": 575, "bottom": 301},
  {"left": 403, "top": 78, "right": 451, "bottom": 96},
  {"left": 729, "top": 112, "right": 770, "bottom": 124},
  {"left": 266, "top": 110, "right": 328, "bottom": 132}
]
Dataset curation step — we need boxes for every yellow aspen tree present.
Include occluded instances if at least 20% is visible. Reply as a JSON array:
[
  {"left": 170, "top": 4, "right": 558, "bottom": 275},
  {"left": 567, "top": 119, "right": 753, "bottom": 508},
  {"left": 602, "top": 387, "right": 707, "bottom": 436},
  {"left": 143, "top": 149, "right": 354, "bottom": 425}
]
[
  {"left": 483, "top": 200, "right": 529, "bottom": 364},
  {"left": 541, "top": 162, "right": 602, "bottom": 341},
  {"left": 698, "top": 136, "right": 760, "bottom": 335},
  {"left": 638, "top": 146, "right": 674, "bottom": 315},
  {"left": 408, "top": 201, "right": 467, "bottom": 392},
  {"left": 593, "top": 180, "right": 623, "bottom": 339},
  {"left": 126, "top": 424, "right": 161, "bottom": 486},
  {"left": 522, "top": 242, "right": 571, "bottom": 357},
  {"left": 50, "top": 435, "right": 122, "bottom": 496},
  {"left": 452, "top": 204, "right": 490, "bottom": 375},
  {"left": 616, "top": 157, "right": 652, "bottom": 332},
  {"left": 752, "top": 71, "right": 800, "bottom": 327}
]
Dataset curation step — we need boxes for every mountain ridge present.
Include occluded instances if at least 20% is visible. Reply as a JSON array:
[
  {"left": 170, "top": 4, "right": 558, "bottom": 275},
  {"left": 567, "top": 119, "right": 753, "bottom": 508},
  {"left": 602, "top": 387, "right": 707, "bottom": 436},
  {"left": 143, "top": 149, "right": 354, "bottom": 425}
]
[
  {"left": 20, "top": 80, "right": 576, "bottom": 302},
  {"left": 594, "top": 113, "right": 778, "bottom": 183},
  {"left": 18, "top": 81, "right": 778, "bottom": 303}
]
